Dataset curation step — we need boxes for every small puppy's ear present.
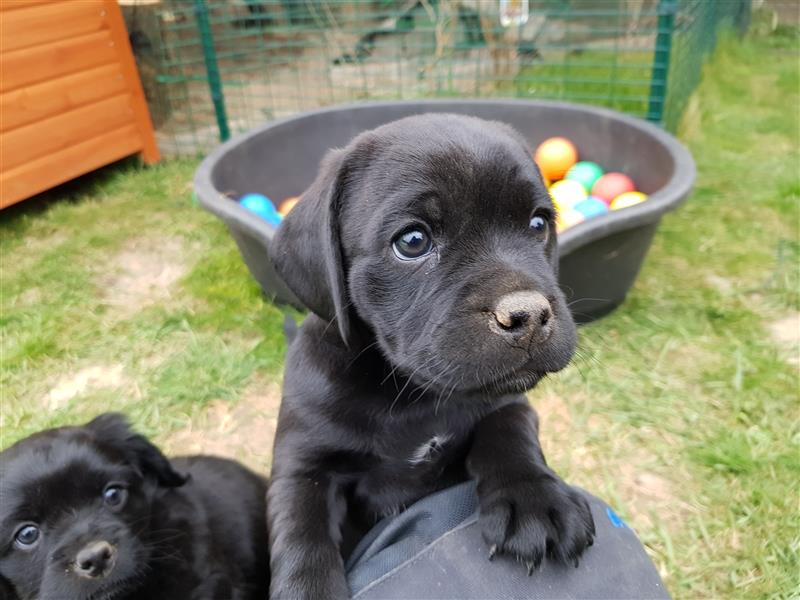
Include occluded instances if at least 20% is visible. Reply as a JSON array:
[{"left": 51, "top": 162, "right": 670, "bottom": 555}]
[
  {"left": 87, "top": 413, "right": 187, "bottom": 488},
  {"left": 270, "top": 148, "right": 355, "bottom": 345}
]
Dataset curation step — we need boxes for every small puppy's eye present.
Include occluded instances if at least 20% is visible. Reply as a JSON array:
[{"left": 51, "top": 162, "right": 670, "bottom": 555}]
[
  {"left": 103, "top": 485, "right": 128, "bottom": 508},
  {"left": 529, "top": 214, "right": 548, "bottom": 234},
  {"left": 14, "top": 524, "right": 39, "bottom": 548},
  {"left": 392, "top": 228, "right": 433, "bottom": 260}
]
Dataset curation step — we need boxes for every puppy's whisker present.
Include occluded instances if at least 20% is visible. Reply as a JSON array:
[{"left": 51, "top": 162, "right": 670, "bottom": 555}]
[
  {"left": 388, "top": 356, "right": 437, "bottom": 417},
  {"left": 345, "top": 340, "right": 381, "bottom": 369},
  {"left": 442, "top": 374, "right": 463, "bottom": 409},
  {"left": 146, "top": 532, "right": 187, "bottom": 545},
  {"left": 575, "top": 347, "right": 603, "bottom": 369},
  {"left": 409, "top": 371, "right": 438, "bottom": 404},
  {"left": 566, "top": 297, "right": 610, "bottom": 308},
  {"left": 434, "top": 366, "right": 460, "bottom": 415},
  {"left": 380, "top": 362, "right": 404, "bottom": 386},
  {"left": 147, "top": 548, "right": 187, "bottom": 564},
  {"left": 413, "top": 358, "right": 453, "bottom": 407},
  {"left": 558, "top": 282, "right": 575, "bottom": 299},
  {"left": 320, "top": 298, "right": 356, "bottom": 338}
]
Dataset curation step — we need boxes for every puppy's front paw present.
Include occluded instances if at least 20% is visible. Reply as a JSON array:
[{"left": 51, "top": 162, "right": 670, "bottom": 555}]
[{"left": 478, "top": 474, "right": 595, "bottom": 572}]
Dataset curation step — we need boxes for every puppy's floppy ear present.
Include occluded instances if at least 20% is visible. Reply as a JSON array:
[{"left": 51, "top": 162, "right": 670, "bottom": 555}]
[
  {"left": 86, "top": 413, "right": 187, "bottom": 488},
  {"left": 270, "top": 147, "right": 356, "bottom": 345}
]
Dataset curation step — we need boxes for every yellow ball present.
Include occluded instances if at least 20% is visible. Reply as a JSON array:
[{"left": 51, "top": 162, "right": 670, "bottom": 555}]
[
  {"left": 557, "top": 208, "right": 585, "bottom": 233},
  {"left": 550, "top": 180, "right": 588, "bottom": 212},
  {"left": 610, "top": 191, "right": 648, "bottom": 211}
]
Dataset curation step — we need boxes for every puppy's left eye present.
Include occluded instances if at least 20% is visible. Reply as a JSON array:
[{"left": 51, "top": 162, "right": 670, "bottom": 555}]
[
  {"left": 392, "top": 228, "right": 433, "bottom": 260},
  {"left": 529, "top": 214, "right": 548, "bottom": 234},
  {"left": 103, "top": 485, "right": 128, "bottom": 508},
  {"left": 14, "top": 524, "right": 39, "bottom": 549}
]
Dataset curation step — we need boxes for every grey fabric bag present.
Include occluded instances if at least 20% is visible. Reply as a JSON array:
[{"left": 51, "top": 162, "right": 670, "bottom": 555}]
[{"left": 346, "top": 481, "right": 669, "bottom": 600}]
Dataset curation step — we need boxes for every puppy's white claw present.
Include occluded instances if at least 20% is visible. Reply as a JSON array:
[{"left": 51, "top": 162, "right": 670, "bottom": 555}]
[{"left": 488, "top": 544, "right": 498, "bottom": 561}]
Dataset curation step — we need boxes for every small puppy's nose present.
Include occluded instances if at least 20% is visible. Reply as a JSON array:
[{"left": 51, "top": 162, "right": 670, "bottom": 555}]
[
  {"left": 74, "top": 541, "right": 116, "bottom": 579},
  {"left": 491, "top": 291, "right": 552, "bottom": 340}
]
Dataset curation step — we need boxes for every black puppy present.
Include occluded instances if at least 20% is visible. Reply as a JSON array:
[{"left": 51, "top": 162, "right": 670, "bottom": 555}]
[
  {"left": 267, "top": 113, "right": 595, "bottom": 598},
  {"left": 0, "top": 414, "right": 269, "bottom": 600}
]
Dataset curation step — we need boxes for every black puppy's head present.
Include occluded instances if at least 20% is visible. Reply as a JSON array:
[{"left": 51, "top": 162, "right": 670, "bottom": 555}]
[
  {"left": 0, "top": 414, "right": 186, "bottom": 600},
  {"left": 272, "top": 113, "right": 576, "bottom": 395}
]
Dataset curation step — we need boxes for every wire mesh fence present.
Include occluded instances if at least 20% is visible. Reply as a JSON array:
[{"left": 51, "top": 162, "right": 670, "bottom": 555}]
[{"left": 121, "top": 0, "right": 750, "bottom": 155}]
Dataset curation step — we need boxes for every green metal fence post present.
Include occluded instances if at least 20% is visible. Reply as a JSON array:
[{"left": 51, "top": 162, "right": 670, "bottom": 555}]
[
  {"left": 736, "top": 0, "right": 752, "bottom": 36},
  {"left": 194, "top": 0, "right": 230, "bottom": 142},
  {"left": 647, "top": 0, "right": 677, "bottom": 124}
]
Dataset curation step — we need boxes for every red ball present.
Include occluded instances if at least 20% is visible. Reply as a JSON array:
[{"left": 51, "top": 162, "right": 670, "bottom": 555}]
[{"left": 591, "top": 173, "right": 635, "bottom": 205}]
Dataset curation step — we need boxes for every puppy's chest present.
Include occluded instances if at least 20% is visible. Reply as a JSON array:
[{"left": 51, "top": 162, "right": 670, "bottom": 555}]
[
  {"left": 374, "top": 413, "right": 469, "bottom": 465},
  {"left": 352, "top": 419, "right": 471, "bottom": 515},
  {"left": 380, "top": 429, "right": 462, "bottom": 469}
]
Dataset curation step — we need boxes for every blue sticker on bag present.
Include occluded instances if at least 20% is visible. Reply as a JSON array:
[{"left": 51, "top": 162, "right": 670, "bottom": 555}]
[{"left": 606, "top": 507, "right": 627, "bottom": 528}]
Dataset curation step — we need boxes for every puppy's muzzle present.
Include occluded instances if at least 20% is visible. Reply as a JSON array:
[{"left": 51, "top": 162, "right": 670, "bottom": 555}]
[
  {"left": 490, "top": 291, "right": 553, "bottom": 344},
  {"left": 73, "top": 540, "right": 117, "bottom": 579}
]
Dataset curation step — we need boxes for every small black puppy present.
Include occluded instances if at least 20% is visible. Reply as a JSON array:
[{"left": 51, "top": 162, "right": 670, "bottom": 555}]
[
  {"left": 0, "top": 414, "right": 269, "bottom": 600},
  {"left": 268, "top": 113, "right": 595, "bottom": 598}
]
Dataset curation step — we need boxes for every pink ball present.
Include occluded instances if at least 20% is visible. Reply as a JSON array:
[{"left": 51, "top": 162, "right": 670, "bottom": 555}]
[{"left": 591, "top": 173, "right": 636, "bottom": 205}]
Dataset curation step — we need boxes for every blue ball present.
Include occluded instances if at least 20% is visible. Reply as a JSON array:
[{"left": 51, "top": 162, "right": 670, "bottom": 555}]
[
  {"left": 574, "top": 196, "right": 609, "bottom": 220},
  {"left": 240, "top": 193, "right": 282, "bottom": 227}
]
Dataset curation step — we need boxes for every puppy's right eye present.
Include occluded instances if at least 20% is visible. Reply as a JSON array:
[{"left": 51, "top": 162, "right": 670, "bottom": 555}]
[
  {"left": 103, "top": 485, "right": 128, "bottom": 508},
  {"left": 392, "top": 228, "right": 433, "bottom": 260},
  {"left": 14, "top": 524, "right": 39, "bottom": 548}
]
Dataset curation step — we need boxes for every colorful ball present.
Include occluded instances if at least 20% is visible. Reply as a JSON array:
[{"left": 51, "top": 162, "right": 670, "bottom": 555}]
[
  {"left": 591, "top": 173, "right": 636, "bottom": 204},
  {"left": 557, "top": 208, "right": 585, "bottom": 233},
  {"left": 565, "top": 161, "right": 604, "bottom": 193},
  {"left": 240, "top": 193, "right": 282, "bottom": 226},
  {"left": 534, "top": 137, "right": 578, "bottom": 182},
  {"left": 610, "top": 191, "right": 648, "bottom": 211},
  {"left": 549, "top": 179, "right": 588, "bottom": 213},
  {"left": 279, "top": 196, "right": 300, "bottom": 217},
  {"left": 574, "top": 196, "right": 609, "bottom": 220}
]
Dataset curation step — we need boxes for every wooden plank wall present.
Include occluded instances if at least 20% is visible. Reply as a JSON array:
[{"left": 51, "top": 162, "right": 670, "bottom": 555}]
[{"left": 0, "top": 0, "right": 160, "bottom": 208}]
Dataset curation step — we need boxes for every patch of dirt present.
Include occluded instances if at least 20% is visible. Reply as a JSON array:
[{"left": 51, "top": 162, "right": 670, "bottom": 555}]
[
  {"left": 44, "top": 364, "right": 129, "bottom": 411},
  {"left": 535, "top": 391, "right": 609, "bottom": 470},
  {"left": 162, "top": 380, "right": 282, "bottom": 475},
  {"left": 613, "top": 452, "right": 694, "bottom": 531},
  {"left": 100, "top": 238, "right": 189, "bottom": 317},
  {"left": 16, "top": 287, "right": 42, "bottom": 307},
  {"left": 705, "top": 273, "right": 735, "bottom": 293},
  {"left": 768, "top": 313, "right": 800, "bottom": 366}
]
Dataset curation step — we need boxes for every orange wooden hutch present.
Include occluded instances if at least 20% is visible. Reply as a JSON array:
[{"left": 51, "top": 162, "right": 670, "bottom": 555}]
[{"left": 1, "top": 0, "right": 160, "bottom": 209}]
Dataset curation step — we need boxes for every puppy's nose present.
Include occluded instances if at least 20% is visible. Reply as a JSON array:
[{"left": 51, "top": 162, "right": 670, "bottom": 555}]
[
  {"left": 74, "top": 540, "right": 116, "bottom": 579},
  {"left": 491, "top": 291, "right": 552, "bottom": 341}
]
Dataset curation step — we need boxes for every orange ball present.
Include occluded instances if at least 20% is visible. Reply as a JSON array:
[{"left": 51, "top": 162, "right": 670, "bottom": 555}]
[
  {"left": 278, "top": 196, "right": 300, "bottom": 216},
  {"left": 534, "top": 137, "right": 578, "bottom": 182}
]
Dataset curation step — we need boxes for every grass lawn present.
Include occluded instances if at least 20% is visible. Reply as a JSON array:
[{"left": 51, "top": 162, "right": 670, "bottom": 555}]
[{"left": 2, "top": 23, "right": 798, "bottom": 600}]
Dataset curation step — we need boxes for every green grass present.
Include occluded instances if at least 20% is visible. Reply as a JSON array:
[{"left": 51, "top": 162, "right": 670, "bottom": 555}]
[
  {"left": 538, "top": 29, "right": 799, "bottom": 599},
  {"left": 1, "top": 160, "right": 290, "bottom": 443},
  {"left": 2, "top": 23, "right": 799, "bottom": 600}
]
